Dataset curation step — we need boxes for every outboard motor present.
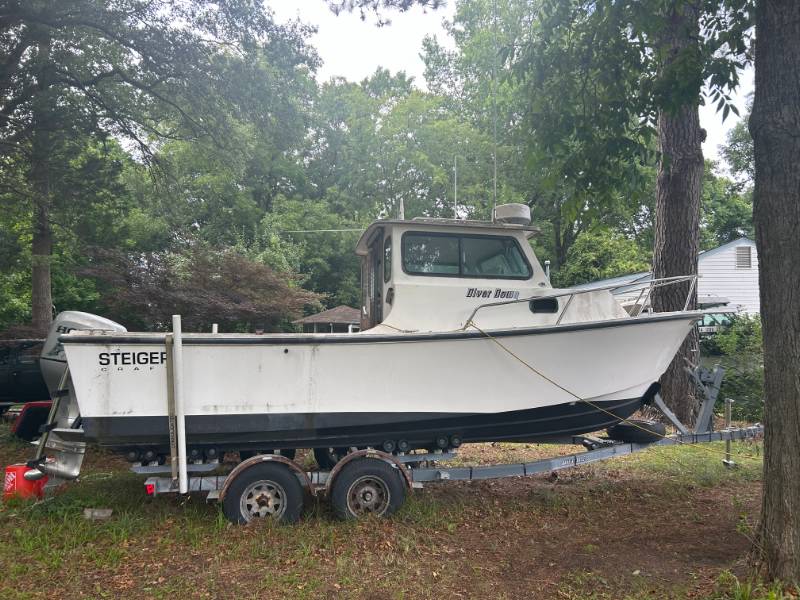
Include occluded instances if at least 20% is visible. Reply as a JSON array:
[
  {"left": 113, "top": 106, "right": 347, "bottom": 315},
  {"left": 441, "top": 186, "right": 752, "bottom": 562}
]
[
  {"left": 40, "top": 311, "right": 127, "bottom": 396},
  {"left": 24, "top": 312, "right": 127, "bottom": 484}
]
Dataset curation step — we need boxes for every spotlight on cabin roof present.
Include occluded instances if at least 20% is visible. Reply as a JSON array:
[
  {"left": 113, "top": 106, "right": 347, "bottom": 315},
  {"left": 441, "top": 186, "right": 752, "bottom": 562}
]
[{"left": 494, "top": 203, "right": 531, "bottom": 226}]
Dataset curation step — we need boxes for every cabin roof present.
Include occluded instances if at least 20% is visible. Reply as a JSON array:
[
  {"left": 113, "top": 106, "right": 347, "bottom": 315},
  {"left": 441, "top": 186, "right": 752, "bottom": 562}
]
[
  {"left": 293, "top": 305, "right": 360, "bottom": 325},
  {"left": 355, "top": 218, "right": 540, "bottom": 256}
]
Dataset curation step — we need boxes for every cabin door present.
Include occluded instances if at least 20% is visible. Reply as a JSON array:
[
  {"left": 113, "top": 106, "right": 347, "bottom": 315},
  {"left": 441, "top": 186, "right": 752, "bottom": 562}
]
[{"left": 361, "top": 232, "right": 384, "bottom": 330}]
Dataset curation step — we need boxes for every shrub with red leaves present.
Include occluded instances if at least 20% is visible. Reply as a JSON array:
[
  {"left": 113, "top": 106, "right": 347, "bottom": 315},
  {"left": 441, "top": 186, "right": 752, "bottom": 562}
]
[{"left": 82, "top": 246, "right": 322, "bottom": 332}]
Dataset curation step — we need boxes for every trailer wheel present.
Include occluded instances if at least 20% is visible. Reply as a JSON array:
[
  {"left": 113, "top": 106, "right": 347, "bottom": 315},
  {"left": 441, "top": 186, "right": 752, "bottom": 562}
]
[
  {"left": 222, "top": 463, "right": 304, "bottom": 524},
  {"left": 607, "top": 419, "right": 666, "bottom": 444},
  {"left": 330, "top": 458, "right": 406, "bottom": 520}
]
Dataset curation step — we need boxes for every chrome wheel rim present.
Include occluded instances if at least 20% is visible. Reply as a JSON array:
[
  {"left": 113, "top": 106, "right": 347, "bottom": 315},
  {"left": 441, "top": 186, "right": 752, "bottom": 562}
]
[
  {"left": 240, "top": 480, "right": 287, "bottom": 521},
  {"left": 346, "top": 475, "right": 390, "bottom": 516}
]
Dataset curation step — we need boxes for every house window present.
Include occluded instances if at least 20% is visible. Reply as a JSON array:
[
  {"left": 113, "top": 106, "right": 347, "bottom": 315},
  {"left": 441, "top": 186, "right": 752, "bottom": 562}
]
[{"left": 736, "top": 246, "right": 752, "bottom": 269}]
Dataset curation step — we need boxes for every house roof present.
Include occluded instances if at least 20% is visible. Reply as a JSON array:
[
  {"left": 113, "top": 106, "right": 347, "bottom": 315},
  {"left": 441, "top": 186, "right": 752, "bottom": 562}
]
[
  {"left": 571, "top": 271, "right": 650, "bottom": 291},
  {"left": 293, "top": 305, "right": 360, "bottom": 325},
  {"left": 697, "top": 236, "right": 755, "bottom": 261}
]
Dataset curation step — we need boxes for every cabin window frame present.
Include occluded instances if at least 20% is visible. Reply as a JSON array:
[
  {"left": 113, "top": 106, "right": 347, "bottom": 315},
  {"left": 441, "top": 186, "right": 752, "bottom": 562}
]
[
  {"left": 383, "top": 236, "right": 392, "bottom": 283},
  {"left": 400, "top": 231, "right": 533, "bottom": 280}
]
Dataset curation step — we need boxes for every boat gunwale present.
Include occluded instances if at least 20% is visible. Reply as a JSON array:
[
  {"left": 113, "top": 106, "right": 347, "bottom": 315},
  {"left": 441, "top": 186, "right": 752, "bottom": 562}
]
[{"left": 59, "top": 311, "right": 702, "bottom": 346}]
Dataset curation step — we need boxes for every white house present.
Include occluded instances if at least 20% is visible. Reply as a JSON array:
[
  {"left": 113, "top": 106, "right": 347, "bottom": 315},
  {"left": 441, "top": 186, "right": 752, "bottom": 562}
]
[
  {"left": 572, "top": 237, "right": 760, "bottom": 314},
  {"left": 696, "top": 237, "right": 759, "bottom": 314}
]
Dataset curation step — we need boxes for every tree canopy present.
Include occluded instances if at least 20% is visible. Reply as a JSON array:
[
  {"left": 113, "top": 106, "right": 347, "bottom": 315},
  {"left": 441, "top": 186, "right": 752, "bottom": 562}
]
[
  {"left": 0, "top": 0, "right": 755, "bottom": 334},
  {"left": 1, "top": 0, "right": 317, "bottom": 152}
]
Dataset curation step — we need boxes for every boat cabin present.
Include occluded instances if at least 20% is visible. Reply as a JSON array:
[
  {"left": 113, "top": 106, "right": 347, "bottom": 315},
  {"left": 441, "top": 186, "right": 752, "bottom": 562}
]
[
  {"left": 356, "top": 217, "right": 537, "bottom": 331},
  {"left": 355, "top": 205, "right": 628, "bottom": 333}
]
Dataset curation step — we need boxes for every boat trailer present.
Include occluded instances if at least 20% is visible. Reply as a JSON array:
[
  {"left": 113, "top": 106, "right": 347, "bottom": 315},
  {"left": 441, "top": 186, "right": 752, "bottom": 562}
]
[{"left": 138, "top": 424, "right": 761, "bottom": 524}]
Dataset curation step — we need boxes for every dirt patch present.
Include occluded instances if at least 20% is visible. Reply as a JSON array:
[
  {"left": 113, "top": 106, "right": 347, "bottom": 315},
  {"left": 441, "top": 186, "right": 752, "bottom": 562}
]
[{"left": 412, "top": 475, "right": 760, "bottom": 599}]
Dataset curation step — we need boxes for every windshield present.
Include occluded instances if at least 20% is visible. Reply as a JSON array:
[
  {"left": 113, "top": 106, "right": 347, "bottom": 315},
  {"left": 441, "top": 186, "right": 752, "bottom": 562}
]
[{"left": 402, "top": 232, "right": 532, "bottom": 279}]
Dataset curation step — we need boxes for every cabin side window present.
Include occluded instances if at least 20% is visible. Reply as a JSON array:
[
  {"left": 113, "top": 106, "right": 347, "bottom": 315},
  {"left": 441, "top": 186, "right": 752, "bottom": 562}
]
[{"left": 402, "top": 232, "right": 532, "bottom": 279}]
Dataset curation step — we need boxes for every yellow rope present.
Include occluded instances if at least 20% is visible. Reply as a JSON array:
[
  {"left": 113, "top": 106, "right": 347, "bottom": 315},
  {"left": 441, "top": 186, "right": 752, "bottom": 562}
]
[
  {"left": 466, "top": 319, "right": 762, "bottom": 463},
  {"left": 375, "top": 322, "right": 416, "bottom": 334}
]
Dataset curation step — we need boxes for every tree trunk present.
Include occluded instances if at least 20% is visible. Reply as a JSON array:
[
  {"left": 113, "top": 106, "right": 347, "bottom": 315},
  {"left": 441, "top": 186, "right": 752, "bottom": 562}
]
[
  {"left": 29, "top": 34, "right": 54, "bottom": 335},
  {"left": 30, "top": 128, "right": 53, "bottom": 334},
  {"left": 553, "top": 211, "right": 565, "bottom": 268},
  {"left": 750, "top": 0, "right": 800, "bottom": 584},
  {"left": 651, "top": 5, "right": 704, "bottom": 428},
  {"left": 552, "top": 204, "right": 578, "bottom": 271}
]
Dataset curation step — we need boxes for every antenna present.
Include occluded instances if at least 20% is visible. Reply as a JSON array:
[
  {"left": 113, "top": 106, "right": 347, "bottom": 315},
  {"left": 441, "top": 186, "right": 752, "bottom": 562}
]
[
  {"left": 491, "top": 0, "right": 499, "bottom": 222},
  {"left": 453, "top": 155, "right": 458, "bottom": 219}
]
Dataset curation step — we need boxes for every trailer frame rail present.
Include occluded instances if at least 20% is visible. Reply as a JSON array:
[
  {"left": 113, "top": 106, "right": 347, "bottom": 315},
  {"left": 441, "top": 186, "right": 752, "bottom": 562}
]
[{"left": 143, "top": 425, "right": 763, "bottom": 499}]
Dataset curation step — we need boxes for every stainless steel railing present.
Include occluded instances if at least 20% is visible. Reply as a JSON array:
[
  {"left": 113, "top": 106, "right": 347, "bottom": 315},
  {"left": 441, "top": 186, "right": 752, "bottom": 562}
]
[{"left": 462, "top": 274, "right": 699, "bottom": 329}]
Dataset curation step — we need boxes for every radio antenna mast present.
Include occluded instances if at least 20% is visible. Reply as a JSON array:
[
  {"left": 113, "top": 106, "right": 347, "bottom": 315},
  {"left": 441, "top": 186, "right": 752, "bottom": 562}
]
[
  {"left": 491, "top": 0, "right": 499, "bottom": 222},
  {"left": 453, "top": 155, "right": 458, "bottom": 219}
]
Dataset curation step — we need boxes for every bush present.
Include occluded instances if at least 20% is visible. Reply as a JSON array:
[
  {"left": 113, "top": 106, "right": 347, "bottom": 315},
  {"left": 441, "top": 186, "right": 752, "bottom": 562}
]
[
  {"left": 701, "top": 314, "right": 764, "bottom": 421},
  {"left": 554, "top": 229, "right": 650, "bottom": 287}
]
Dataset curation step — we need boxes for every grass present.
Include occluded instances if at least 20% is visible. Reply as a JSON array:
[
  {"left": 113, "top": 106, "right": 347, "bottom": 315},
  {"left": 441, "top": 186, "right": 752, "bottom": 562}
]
[
  {"left": 0, "top": 423, "right": 793, "bottom": 600},
  {"left": 711, "top": 571, "right": 796, "bottom": 600}
]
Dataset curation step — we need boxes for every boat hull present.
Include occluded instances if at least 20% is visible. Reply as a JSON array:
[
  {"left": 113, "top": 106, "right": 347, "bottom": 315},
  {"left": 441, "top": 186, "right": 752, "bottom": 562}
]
[
  {"left": 82, "top": 396, "right": 645, "bottom": 452},
  {"left": 62, "top": 312, "right": 699, "bottom": 453}
]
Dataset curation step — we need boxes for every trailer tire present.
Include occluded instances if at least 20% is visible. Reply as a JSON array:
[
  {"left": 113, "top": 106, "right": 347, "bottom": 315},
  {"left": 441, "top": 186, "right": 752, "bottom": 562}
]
[
  {"left": 330, "top": 458, "right": 406, "bottom": 520},
  {"left": 222, "top": 463, "right": 304, "bottom": 524},
  {"left": 607, "top": 419, "right": 666, "bottom": 444}
]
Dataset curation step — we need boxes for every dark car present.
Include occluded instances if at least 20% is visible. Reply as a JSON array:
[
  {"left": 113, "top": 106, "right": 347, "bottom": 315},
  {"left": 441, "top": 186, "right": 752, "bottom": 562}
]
[{"left": 0, "top": 339, "right": 50, "bottom": 410}]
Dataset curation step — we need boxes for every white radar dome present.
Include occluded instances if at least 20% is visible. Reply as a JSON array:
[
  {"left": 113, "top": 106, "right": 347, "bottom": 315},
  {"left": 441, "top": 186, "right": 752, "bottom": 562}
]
[{"left": 494, "top": 203, "right": 531, "bottom": 226}]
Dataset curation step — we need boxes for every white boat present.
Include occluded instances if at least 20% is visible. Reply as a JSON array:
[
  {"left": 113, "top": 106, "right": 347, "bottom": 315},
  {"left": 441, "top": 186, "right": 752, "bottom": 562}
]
[{"left": 50, "top": 205, "right": 701, "bottom": 459}]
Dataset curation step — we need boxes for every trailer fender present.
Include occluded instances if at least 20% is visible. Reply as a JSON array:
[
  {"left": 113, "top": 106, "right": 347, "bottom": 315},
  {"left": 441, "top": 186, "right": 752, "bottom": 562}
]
[
  {"left": 218, "top": 454, "right": 312, "bottom": 503},
  {"left": 324, "top": 449, "right": 412, "bottom": 496}
]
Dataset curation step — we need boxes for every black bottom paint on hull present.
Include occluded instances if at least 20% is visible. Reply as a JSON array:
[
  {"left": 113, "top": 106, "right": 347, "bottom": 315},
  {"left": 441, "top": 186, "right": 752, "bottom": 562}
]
[{"left": 83, "top": 397, "right": 644, "bottom": 454}]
